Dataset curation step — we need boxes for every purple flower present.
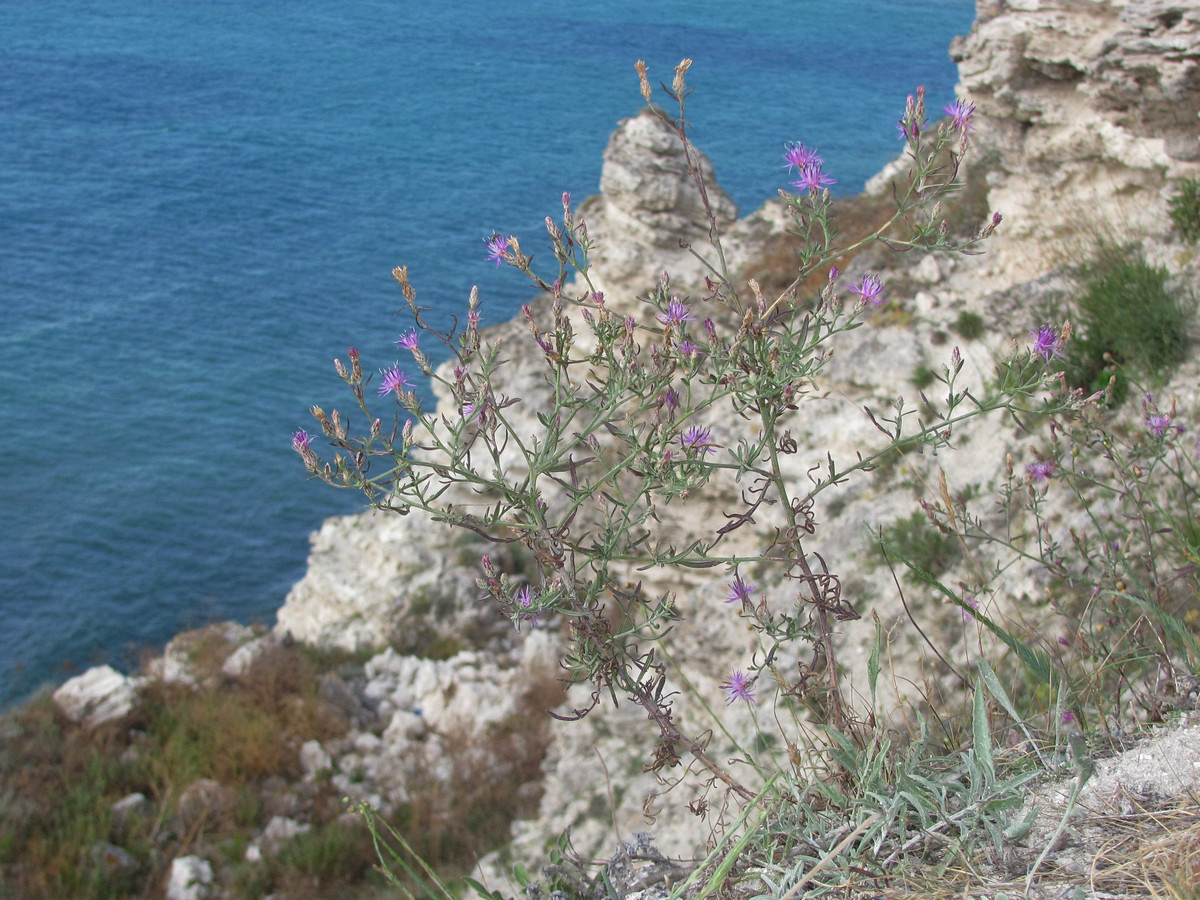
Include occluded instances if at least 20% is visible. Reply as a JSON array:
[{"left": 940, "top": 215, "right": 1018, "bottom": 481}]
[
  {"left": 720, "top": 670, "right": 756, "bottom": 705},
  {"left": 378, "top": 365, "right": 414, "bottom": 397},
  {"left": 1147, "top": 413, "right": 1172, "bottom": 437},
  {"left": 395, "top": 329, "right": 420, "bottom": 351},
  {"left": 1030, "top": 325, "right": 1064, "bottom": 362},
  {"left": 848, "top": 273, "right": 885, "bottom": 306},
  {"left": 1026, "top": 460, "right": 1056, "bottom": 483},
  {"left": 680, "top": 425, "right": 715, "bottom": 455},
  {"left": 790, "top": 162, "right": 835, "bottom": 192},
  {"left": 485, "top": 234, "right": 510, "bottom": 266},
  {"left": 291, "top": 430, "right": 311, "bottom": 454},
  {"left": 659, "top": 387, "right": 681, "bottom": 415},
  {"left": 961, "top": 596, "right": 979, "bottom": 621},
  {"left": 676, "top": 339, "right": 703, "bottom": 358},
  {"left": 725, "top": 576, "right": 757, "bottom": 606},
  {"left": 943, "top": 99, "right": 976, "bottom": 134},
  {"left": 783, "top": 142, "right": 822, "bottom": 171},
  {"left": 513, "top": 585, "right": 540, "bottom": 626},
  {"left": 657, "top": 298, "right": 696, "bottom": 327}
]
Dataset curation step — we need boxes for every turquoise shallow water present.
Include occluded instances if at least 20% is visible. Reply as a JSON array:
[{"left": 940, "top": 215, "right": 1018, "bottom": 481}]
[{"left": 0, "top": 0, "right": 975, "bottom": 705}]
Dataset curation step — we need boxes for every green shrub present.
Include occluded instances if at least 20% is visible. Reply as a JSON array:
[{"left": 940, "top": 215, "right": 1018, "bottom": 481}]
[
  {"left": 951, "top": 309, "right": 986, "bottom": 341},
  {"left": 1169, "top": 177, "right": 1200, "bottom": 244},
  {"left": 1062, "top": 239, "right": 1194, "bottom": 396},
  {"left": 878, "top": 511, "right": 962, "bottom": 582}
]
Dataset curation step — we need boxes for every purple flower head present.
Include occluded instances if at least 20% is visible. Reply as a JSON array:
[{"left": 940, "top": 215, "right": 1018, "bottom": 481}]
[
  {"left": 1026, "top": 460, "right": 1056, "bottom": 483},
  {"left": 1147, "top": 413, "right": 1172, "bottom": 437},
  {"left": 513, "top": 585, "right": 540, "bottom": 626},
  {"left": 395, "top": 329, "right": 420, "bottom": 351},
  {"left": 848, "top": 273, "right": 885, "bottom": 306},
  {"left": 783, "top": 142, "right": 822, "bottom": 171},
  {"left": 680, "top": 424, "right": 715, "bottom": 455},
  {"left": 720, "top": 670, "right": 756, "bottom": 705},
  {"left": 657, "top": 298, "right": 696, "bottom": 327},
  {"left": 659, "top": 386, "right": 681, "bottom": 415},
  {"left": 1061, "top": 711, "right": 1077, "bottom": 725},
  {"left": 790, "top": 162, "right": 835, "bottom": 193},
  {"left": 676, "top": 339, "right": 703, "bottom": 358},
  {"left": 943, "top": 99, "right": 976, "bottom": 134},
  {"left": 291, "top": 429, "right": 311, "bottom": 454},
  {"left": 1029, "top": 325, "right": 1064, "bottom": 362},
  {"left": 960, "top": 595, "right": 979, "bottom": 621},
  {"left": 485, "top": 233, "right": 510, "bottom": 266},
  {"left": 378, "top": 365, "right": 414, "bottom": 397},
  {"left": 462, "top": 395, "right": 490, "bottom": 421},
  {"left": 725, "top": 576, "right": 757, "bottom": 606}
]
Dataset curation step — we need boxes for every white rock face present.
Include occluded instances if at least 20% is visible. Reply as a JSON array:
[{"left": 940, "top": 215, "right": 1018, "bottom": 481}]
[
  {"left": 274, "top": 507, "right": 495, "bottom": 653},
  {"left": 165, "top": 856, "right": 213, "bottom": 900},
  {"left": 53, "top": 665, "right": 136, "bottom": 727},
  {"left": 951, "top": 0, "right": 1200, "bottom": 286},
  {"left": 259, "top": 815, "right": 311, "bottom": 855}
]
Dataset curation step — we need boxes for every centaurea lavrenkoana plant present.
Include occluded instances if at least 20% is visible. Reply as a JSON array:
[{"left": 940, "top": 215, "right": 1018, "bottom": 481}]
[{"left": 297, "top": 60, "right": 1079, "bottom": 801}]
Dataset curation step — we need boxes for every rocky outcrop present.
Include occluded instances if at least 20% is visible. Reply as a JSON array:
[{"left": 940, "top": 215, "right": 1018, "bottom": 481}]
[
  {"left": 952, "top": 0, "right": 1200, "bottom": 285},
  {"left": 573, "top": 108, "right": 787, "bottom": 311}
]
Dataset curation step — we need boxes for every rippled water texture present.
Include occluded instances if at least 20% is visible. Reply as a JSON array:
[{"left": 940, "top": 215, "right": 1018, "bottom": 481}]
[{"left": 0, "top": 0, "right": 974, "bottom": 704}]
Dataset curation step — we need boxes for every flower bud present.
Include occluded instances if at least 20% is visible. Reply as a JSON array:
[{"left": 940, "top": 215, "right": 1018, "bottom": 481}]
[{"left": 334, "top": 358, "right": 348, "bottom": 379}]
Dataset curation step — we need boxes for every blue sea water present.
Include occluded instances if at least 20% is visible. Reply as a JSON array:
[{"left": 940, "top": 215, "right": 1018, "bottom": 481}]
[{"left": 0, "top": 0, "right": 975, "bottom": 705}]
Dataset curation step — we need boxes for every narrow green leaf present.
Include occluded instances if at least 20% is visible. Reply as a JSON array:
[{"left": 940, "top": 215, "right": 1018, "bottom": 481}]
[
  {"left": 972, "top": 679, "right": 995, "bottom": 785},
  {"left": 1002, "top": 805, "right": 1039, "bottom": 842},
  {"left": 977, "top": 658, "right": 1022, "bottom": 725},
  {"left": 876, "top": 530, "right": 1055, "bottom": 686},
  {"left": 868, "top": 611, "right": 882, "bottom": 708}
]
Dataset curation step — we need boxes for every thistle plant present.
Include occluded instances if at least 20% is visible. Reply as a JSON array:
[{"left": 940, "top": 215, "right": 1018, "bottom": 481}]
[
  {"left": 296, "top": 60, "right": 1079, "bottom": 800},
  {"left": 916, "top": 378, "right": 1200, "bottom": 731}
]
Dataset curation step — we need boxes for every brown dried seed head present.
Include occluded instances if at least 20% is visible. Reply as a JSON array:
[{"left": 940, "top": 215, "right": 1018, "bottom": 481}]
[
  {"left": 672, "top": 58, "right": 692, "bottom": 95},
  {"left": 635, "top": 60, "right": 651, "bottom": 103}
]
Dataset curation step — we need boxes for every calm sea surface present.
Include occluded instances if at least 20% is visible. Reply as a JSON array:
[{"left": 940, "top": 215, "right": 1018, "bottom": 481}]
[{"left": 0, "top": 0, "right": 974, "bottom": 705}]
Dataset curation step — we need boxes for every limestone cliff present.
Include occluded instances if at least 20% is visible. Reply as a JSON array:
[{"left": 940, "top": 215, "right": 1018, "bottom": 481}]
[{"left": 953, "top": 0, "right": 1200, "bottom": 285}]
